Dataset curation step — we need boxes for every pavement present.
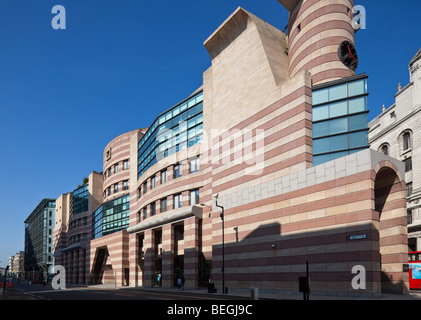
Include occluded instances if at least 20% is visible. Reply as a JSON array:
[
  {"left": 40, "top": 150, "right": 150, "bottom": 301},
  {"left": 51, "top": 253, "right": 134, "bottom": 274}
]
[
  {"left": 121, "top": 285, "right": 421, "bottom": 300},
  {"left": 2, "top": 282, "right": 421, "bottom": 301}
]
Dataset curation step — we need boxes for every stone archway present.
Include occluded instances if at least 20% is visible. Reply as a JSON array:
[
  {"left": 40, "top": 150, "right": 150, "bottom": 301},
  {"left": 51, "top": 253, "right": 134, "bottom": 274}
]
[{"left": 374, "top": 162, "right": 409, "bottom": 294}]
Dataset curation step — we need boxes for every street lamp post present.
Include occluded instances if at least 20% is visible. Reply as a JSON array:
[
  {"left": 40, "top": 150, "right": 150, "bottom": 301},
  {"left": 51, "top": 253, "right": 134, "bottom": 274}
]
[
  {"left": 3, "top": 266, "right": 9, "bottom": 294},
  {"left": 214, "top": 194, "right": 225, "bottom": 294}
]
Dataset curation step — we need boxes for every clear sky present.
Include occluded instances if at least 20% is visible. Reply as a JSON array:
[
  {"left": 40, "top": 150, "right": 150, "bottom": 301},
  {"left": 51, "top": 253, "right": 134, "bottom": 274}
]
[{"left": 0, "top": 0, "right": 419, "bottom": 268}]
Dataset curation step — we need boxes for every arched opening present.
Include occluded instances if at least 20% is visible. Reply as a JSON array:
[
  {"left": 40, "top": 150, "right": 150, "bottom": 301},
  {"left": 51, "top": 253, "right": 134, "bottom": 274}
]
[{"left": 374, "top": 165, "right": 409, "bottom": 294}]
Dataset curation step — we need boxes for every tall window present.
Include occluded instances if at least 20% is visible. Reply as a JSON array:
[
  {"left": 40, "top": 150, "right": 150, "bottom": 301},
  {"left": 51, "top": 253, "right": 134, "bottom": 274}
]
[
  {"left": 190, "top": 157, "right": 200, "bottom": 173},
  {"left": 123, "top": 160, "right": 129, "bottom": 170},
  {"left": 160, "top": 198, "right": 167, "bottom": 213},
  {"left": 151, "top": 175, "right": 156, "bottom": 189},
  {"left": 123, "top": 180, "right": 129, "bottom": 191},
  {"left": 150, "top": 202, "right": 156, "bottom": 216},
  {"left": 190, "top": 189, "right": 200, "bottom": 206},
  {"left": 404, "top": 157, "right": 413, "bottom": 172},
  {"left": 407, "top": 182, "right": 413, "bottom": 197},
  {"left": 161, "top": 169, "right": 167, "bottom": 184},
  {"left": 174, "top": 163, "right": 182, "bottom": 179},
  {"left": 403, "top": 132, "right": 411, "bottom": 151},
  {"left": 114, "top": 163, "right": 119, "bottom": 174},
  {"left": 174, "top": 193, "right": 182, "bottom": 209}
]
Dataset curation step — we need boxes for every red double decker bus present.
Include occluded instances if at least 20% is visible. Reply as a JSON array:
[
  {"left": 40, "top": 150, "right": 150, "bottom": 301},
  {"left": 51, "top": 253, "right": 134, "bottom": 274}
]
[{"left": 409, "top": 251, "right": 421, "bottom": 290}]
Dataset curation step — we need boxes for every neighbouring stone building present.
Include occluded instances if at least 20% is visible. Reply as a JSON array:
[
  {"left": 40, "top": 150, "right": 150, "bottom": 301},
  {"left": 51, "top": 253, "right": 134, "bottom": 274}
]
[{"left": 369, "top": 48, "right": 421, "bottom": 252}]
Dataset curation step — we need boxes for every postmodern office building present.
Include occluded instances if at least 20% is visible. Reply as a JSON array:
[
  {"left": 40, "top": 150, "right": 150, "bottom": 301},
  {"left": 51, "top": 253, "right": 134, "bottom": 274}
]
[
  {"left": 53, "top": 130, "right": 143, "bottom": 286},
  {"left": 24, "top": 199, "right": 56, "bottom": 280},
  {"left": 89, "top": 129, "right": 143, "bottom": 286},
  {"left": 53, "top": 0, "right": 409, "bottom": 296},
  {"left": 369, "top": 48, "right": 421, "bottom": 252},
  {"left": 120, "top": 0, "right": 408, "bottom": 297},
  {"left": 53, "top": 172, "right": 103, "bottom": 284}
]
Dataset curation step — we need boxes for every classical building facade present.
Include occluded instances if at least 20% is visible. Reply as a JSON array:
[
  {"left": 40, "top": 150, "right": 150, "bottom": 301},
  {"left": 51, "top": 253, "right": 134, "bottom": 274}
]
[{"left": 369, "top": 48, "right": 421, "bottom": 252}]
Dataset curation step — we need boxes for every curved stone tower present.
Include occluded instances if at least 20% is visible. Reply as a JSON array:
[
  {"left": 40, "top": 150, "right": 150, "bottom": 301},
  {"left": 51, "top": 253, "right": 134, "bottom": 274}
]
[{"left": 279, "top": 0, "right": 356, "bottom": 85}]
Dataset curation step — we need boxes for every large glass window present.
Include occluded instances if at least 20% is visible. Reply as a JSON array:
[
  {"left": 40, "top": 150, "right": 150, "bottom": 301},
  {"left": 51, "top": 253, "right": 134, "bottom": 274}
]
[
  {"left": 137, "top": 91, "right": 204, "bottom": 179},
  {"left": 312, "top": 76, "right": 369, "bottom": 166},
  {"left": 92, "top": 195, "right": 130, "bottom": 240},
  {"left": 72, "top": 185, "right": 89, "bottom": 215}
]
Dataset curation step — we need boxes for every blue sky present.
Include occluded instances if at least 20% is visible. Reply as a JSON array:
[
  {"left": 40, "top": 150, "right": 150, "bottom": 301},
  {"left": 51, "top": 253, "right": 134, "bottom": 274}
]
[{"left": 0, "top": 0, "right": 419, "bottom": 267}]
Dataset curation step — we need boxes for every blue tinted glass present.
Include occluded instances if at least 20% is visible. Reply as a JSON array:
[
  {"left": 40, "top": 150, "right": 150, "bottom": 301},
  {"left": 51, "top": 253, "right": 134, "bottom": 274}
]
[
  {"left": 348, "top": 97, "right": 367, "bottom": 114},
  {"left": 349, "top": 114, "right": 368, "bottom": 131},
  {"left": 313, "top": 88, "right": 329, "bottom": 105},
  {"left": 329, "top": 84, "right": 347, "bottom": 101},
  {"left": 329, "top": 134, "right": 349, "bottom": 152},
  {"left": 349, "top": 131, "right": 368, "bottom": 149},
  {"left": 329, "top": 101, "right": 348, "bottom": 118},
  {"left": 348, "top": 79, "right": 366, "bottom": 97},
  {"left": 313, "top": 105, "right": 329, "bottom": 121},
  {"left": 313, "top": 122, "right": 329, "bottom": 138},
  {"left": 329, "top": 118, "right": 348, "bottom": 135},
  {"left": 313, "top": 154, "right": 330, "bottom": 166},
  {"left": 313, "top": 134, "right": 348, "bottom": 154},
  {"left": 313, "top": 138, "right": 329, "bottom": 154},
  {"left": 138, "top": 92, "right": 204, "bottom": 179},
  {"left": 313, "top": 118, "right": 348, "bottom": 138},
  {"left": 313, "top": 151, "right": 349, "bottom": 166}
]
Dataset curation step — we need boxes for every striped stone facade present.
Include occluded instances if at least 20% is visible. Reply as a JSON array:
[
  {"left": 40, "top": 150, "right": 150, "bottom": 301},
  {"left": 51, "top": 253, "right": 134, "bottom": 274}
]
[
  {"left": 284, "top": 0, "right": 356, "bottom": 85},
  {"left": 52, "top": 1, "right": 410, "bottom": 297},
  {"left": 123, "top": 5, "right": 409, "bottom": 297}
]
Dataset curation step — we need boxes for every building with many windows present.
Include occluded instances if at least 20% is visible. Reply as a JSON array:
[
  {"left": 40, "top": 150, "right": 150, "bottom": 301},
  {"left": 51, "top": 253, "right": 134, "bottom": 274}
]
[
  {"left": 24, "top": 199, "right": 56, "bottom": 281},
  {"left": 88, "top": 129, "right": 143, "bottom": 286},
  {"left": 53, "top": 172, "right": 103, "bottom": 284},
  {"left": 120, "top": 0, "right": 409, "bottom": 297},
  {"left": 48, "top": 0, "right": 410, "bottom": 297},
  {"left": 369, "top": 48, "right": 421, "bottom": 252}
]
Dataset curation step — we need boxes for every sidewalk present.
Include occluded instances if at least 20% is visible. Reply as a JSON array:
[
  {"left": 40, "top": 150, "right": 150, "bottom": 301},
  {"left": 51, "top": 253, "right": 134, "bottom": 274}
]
[{"left": 93, "top": 283, "right": 421, "bottom": 301}]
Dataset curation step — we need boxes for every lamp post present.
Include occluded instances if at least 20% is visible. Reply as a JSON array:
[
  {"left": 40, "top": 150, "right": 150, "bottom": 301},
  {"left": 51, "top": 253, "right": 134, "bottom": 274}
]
[
  {"left": 214, "top": 194, "right": 225, "bottom": 294},
  {"left": 3, "top": 266, "right": 9, "bottom": 294}
]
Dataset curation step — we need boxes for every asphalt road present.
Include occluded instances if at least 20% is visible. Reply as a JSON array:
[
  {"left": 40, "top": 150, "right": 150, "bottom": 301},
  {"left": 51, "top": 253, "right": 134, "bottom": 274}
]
[{"left": 7, "top": 282, "right": 246, "bottom": 301}]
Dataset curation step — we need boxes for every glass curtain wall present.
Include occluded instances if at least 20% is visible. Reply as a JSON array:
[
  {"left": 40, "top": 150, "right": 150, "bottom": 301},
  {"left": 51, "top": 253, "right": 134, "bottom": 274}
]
[
  {"left": 312, "top": 75, "right": 369, "bottom": 166},
  {"left": 72, "top": 185, "right": 89, "bottom": 215},
  {"left": 137, "top": 91, "right": 204, "bottom": 179},
  {"left": 92, "top": 195, "right": 130, "bottom": 240}
]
